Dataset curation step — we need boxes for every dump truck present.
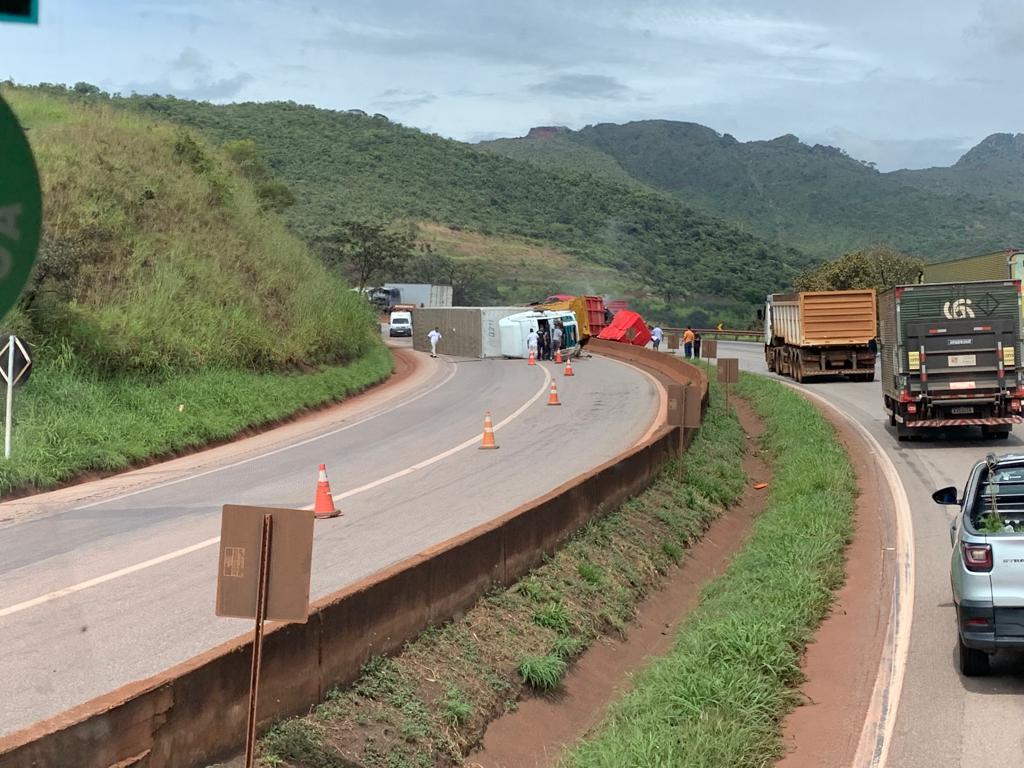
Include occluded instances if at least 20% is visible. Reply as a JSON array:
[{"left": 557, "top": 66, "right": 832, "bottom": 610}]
[
  {"left": 878, "top": 280, "right": 1024, "bottom": 440},
  {"left": 763, "top": 290, "right": 877, "bottom": 381}
]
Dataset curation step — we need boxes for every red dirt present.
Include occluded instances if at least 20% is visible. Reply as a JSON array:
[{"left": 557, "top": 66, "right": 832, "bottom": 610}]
[
  {"left": 0, "top": 345, "right": 413, "bottom": 503},
  {"left": 774, "top": 404, "right": 895, "bottom": 767},
  {"left": 467, "top": 398, "right": 771, "bottom": 768}
]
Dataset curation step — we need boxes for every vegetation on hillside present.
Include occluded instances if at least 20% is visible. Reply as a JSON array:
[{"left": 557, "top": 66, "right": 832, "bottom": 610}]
[
  {"left": 482, "top": 120, "right": 1024, "bottom": 262},
  {"left": 4, "top": 87, "right": 378, "bottom": 374},
  {"left": 793, "top": 246, "right": 926, "bottom": 293},
  {"left": 10, "top": 84, "right": 816, "bottom": 324},
  {"left": 0, "top": 87, "right": 390, "bottom": 493}
]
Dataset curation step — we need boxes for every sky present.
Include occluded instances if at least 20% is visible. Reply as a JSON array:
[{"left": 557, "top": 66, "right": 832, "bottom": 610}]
[{"left": 2, "top": 0, "right": 1022, "bottom": 171}]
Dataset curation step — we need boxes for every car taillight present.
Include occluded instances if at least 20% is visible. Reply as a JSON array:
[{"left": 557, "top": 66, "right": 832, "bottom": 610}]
[
  {"left": 963, "top": 543, "right": 993, "bottom": 572},
  {"left": 965, "top": 617, "right": 991, "bottom": 627}
]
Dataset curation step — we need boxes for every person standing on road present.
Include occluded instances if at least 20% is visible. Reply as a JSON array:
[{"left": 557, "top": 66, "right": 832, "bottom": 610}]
[
  {"left": 552, "top": 323, "right": 563, "bottom": 359},
  {"left": 682, "top": 326, "right": 695, "bottom": 358},
  {"left": 527, "top": 328, "right": 539, "bottom": 358},
  {"left": 693, "top": 331, "right": 702, "bottom": 360},
  {"left": 539, "top": 325, "right": 551, "bottom": 360},
  {"left": 427, "top": 327, "right": 442, "bottom": 358},
  {"left": 651, "top": 325, "right": 663, "bottom": 351}
]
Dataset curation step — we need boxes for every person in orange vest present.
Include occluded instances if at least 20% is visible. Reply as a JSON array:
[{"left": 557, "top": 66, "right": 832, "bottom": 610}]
[{"left": 682, "top": 326, "right": 695, "bottom": 358}]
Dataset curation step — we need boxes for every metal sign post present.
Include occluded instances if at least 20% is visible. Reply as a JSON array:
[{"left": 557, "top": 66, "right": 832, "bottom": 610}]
[
  {"left": 216, "top": 504, "right": 315, "bottom": 768},
  {"left": 717, "top": 357, "right": 739, "bottom": 408},
  {"left": 244, "top": 514, "right": 273, "bottom": 768},
  {"left": 4, "top": 335, "right": 12, "bottom": 459}
]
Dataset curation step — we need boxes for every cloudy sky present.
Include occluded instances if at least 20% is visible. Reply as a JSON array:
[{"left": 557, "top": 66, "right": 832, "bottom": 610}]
[{"left": 2, "top": 0, "right": 1021, "bottom": 170}]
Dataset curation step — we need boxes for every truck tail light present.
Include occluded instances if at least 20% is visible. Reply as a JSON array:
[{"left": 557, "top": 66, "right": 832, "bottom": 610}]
[
  {"left": 965, "top": 616, "right": 991, "bottom": 627},
  {"left": 907, "top": 403, "right": 917, "bottom": 414},
  {"left": 1013, "top": 399, "right": 1021, "bottom": 412},
  {"left": 899, "top": 389, "right": 913, "bottom": 403},
  {"left": 963, "top": 543, "right": 993, "bottom": 572}
]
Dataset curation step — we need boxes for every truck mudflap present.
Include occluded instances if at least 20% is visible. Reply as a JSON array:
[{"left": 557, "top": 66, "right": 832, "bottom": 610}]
[{"left": 902, "top": 416, "right": 1024, "bottom": 427}]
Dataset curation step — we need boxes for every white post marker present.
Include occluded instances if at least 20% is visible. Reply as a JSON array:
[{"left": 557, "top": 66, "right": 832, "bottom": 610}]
[
  {"left": 1, "top": 335, "right": 32, "bottom": 459},
  {"left": 5, "top": 335, "right": 14, "bottom": 459}
]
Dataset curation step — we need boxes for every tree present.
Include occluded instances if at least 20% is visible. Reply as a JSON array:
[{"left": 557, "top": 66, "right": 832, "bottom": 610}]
[
  {"left": 793, "top": 246, "right": 924, "bottom": 293},
  {"left": 316, "top": 221, "right": 414, "bottom": 292}
]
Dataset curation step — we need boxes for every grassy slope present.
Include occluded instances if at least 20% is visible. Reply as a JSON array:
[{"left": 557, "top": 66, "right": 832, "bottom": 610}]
[
  {"left": 0, "top": 88, "right": 391, "bottom": 494},
  {"left": 565, "top": 373, "right": 855, "bottom": 767},
  {"left": 251, "top": 383, "right": 745, "bottom": 768},
  {"left": 95, "top": 92, "right": 815, "bottom": 319},
  {"left": 482, "top": 120, "right": 1024, "bottom": 261}
]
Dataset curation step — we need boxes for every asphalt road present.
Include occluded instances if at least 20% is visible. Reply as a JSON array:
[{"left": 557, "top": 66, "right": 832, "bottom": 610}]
[
  {"left": 0, "top": 343, "right": 659, "bottom": 736},
  {"left": 717, "top": 341, "right": 1024, "bottom": 768}
]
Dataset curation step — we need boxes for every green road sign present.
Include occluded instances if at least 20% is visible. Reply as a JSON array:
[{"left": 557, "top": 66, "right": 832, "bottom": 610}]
[
  {"left": 0, "top": 1, "right": 38, "bottom": 24},
  {"left": 0, "top": 93, "right": 41, "bottom": 320}
]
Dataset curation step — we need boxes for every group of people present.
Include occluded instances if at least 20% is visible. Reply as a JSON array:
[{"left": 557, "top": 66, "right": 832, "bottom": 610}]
[
  {"left": 526, "top": 323, "right": 563, "bottom": 360},
  {"left": 649, "top": 325, "right": 702, "bottom": 358}
]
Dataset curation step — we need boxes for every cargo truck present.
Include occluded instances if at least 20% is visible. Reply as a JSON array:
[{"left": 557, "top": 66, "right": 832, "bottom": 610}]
[
  {"left": 371, "top": 283, "right": 454, "bottom": 312},
  {"left": 763, "top": 290, "right": 878, "bottom": 382},
  {"left": 878, "top": 280, "right": 1024, "bottom": 440}
]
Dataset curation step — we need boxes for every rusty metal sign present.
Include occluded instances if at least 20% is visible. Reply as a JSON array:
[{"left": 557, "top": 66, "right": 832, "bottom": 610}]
[
  {"left": 702, "top": 339, "right": 718, "bottom": 359},
  {"left": 216, "top": 505, "right": 314, "bottom": 623},
  {"left": 717, "top": 358, "right": 739, "bottom": 384}
]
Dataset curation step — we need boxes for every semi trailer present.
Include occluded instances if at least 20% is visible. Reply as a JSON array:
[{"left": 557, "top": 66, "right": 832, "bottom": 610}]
[
  {"left": 763, "top": 290, "right": 878, "bottom": 382},
  {"left": 878, "top": 280, "right": 1024, "bottom": 440}
]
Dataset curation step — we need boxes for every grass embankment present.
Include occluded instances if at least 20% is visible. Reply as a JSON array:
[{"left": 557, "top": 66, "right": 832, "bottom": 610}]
[
  {"left": 564, "top": 373, "right": 856, "bottom": 768},
  {"left": 252, "top": 384, "right": 745, "bottom": 768},
  {"left": 0, "top": 89, "right": 388, "bottom": 495}
]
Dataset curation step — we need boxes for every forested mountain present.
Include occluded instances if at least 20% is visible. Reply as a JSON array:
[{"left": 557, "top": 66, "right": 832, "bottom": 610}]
[
  {"left": 481, "top": 121, "right": 1024, "bottom": 260},
  {"left": 14, "top": 85, "right": 814, "bottom": 324}
]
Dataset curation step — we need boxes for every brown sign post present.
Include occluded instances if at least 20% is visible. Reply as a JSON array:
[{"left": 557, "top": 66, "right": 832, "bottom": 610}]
[
  {"left": 216, "top": 505, "right": 315, "bottom": 768},
  {"left": 717, "top": 357, "right": 740, "bottom": 407}
]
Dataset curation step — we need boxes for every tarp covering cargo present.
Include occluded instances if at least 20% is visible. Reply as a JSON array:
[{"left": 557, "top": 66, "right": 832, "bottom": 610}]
[
  {"left": 412, "top": 307, "right": 523, "bottom": 358},
  {"left": 596, "top": 310, "right": 651, "bottom": 347}
]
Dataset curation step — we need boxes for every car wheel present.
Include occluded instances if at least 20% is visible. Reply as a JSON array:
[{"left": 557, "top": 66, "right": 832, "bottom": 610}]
[{"left": 958, "top": 633, "right": 989, "bottom": 677}]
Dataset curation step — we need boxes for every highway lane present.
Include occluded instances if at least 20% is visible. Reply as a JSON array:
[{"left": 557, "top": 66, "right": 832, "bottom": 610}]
[
  {"left": 718, "top": 341, "right": 1024, "bottom": 768},
  {"left": 0, "top": 347, "right": 659, "bottom": 735}
]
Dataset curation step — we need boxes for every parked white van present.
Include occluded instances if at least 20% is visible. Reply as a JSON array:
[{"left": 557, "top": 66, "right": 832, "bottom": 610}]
[{"left": 388, "top": 311, "right": 413, "bottom": 337}]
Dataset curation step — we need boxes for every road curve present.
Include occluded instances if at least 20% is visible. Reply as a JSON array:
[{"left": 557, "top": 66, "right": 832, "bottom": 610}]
[
  {"left": 0, "top": 343, "right": 660, "bottom": 736},
  {"left": 719, "top": 341, "right": 1024, "bottom": 768}
]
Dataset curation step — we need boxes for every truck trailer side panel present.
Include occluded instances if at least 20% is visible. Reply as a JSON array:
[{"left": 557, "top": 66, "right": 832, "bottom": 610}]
[{"left": 411, "top": 307, "right": 523, "bottom": 358}]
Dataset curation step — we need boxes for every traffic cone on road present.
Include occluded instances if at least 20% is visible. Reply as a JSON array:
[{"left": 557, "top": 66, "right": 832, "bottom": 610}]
[
  {"left": 547, "top": 380, "right": 562, "bottom": 406},
  {"left": 564, "top": 358, "right": 574, "bottom": 376},
  {"left": 479, "top": 411, "right": 499, "bottom": 450},
  {"left": 555, "top": 348, "right": 562, "bottom": 364},
  {"left": 528, "top": 349, "right": 536, "bottom": 366},
  {"left": 313, "top": 463, "right": 341, "bottom": 519}
]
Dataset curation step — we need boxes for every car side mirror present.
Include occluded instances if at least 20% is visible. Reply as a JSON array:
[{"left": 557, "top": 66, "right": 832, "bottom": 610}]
[{"left": 932, "top": 486, "right": 960, "bottom": 505}]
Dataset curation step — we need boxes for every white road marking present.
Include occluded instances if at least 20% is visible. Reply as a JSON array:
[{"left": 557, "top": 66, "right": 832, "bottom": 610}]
[
  {"left": 0, "top": 537, "right": 221, "bottom": 619},
  {"left": 69, "top": 361, "right": 460, "bottom": 512},
  {"left": 0, "top": 365, "right": 553, "bottom": 619}
]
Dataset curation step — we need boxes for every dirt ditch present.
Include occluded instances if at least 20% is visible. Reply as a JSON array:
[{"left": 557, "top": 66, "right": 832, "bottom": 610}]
[{"left": 466, "top": 398, "right": 771, "bottom": 768}]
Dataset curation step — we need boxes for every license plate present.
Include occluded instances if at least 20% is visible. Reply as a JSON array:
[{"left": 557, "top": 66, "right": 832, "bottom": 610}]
[
  {"left": 948, "top": 354, "right": 976, "bottom": 367},
  {"left": 950, "top": 381, "right": 977, "bottom": 390},
  {"left": 951, "top": 407, "right": 975, "bottom": 415}
]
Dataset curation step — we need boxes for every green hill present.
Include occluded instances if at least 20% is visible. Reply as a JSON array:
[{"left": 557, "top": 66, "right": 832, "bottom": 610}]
[
  {"left": 481, "top": 120, "right": 1024, "bottom": 261},
  {"left": 60, "top": 90, "right": 815, "bottom": 320},
  {"left": 0, "top": 87, "right": 390, "bottom": 494}
]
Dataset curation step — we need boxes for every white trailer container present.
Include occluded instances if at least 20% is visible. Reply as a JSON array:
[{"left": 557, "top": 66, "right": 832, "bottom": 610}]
[
  {"left": 499, "top": 310, "right": 580, "bottom": 358},
  {"left": 412, "top": 307, "right": 524, "bottom": 358},
  {"left": 383, "top": 283, "right": 454, "bottom": 308}
]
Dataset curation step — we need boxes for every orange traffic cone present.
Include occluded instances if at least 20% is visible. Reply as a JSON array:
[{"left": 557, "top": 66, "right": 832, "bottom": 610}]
[
  {"left": 479, "top": 411, "right": 499, "bottom": 449},
  {"left": 547, "top": 380, "right": 561, "bottom": 406},
  {"left": 313, "top": 463, "right": 341, "bottom": 519},
  {"left": 564, "top": 358, "right": 574, "bottom": 376},
  {"left": 528, "top": 349, "right": 536, "bottom": 366},
  {"left": 555, "top": 348, "right": 562, "bottom": 364}
]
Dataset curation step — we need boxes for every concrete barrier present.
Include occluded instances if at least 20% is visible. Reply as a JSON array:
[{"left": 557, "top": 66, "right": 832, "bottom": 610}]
[{"left": 0, "top": 346, "right": 707, "bottom": 768}]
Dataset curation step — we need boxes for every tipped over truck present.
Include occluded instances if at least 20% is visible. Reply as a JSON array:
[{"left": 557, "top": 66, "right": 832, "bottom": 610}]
[
  {"left": 763, "top": 290, "right": 878, "bottom": 382},
  {"left": 879, "top": 280, "right": 1024, "bottom": 441}
]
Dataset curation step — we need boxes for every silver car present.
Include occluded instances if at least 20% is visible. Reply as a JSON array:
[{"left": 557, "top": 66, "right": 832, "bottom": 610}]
[{"left": 933, "top": 453, "right": 1024, "bottom": 676}]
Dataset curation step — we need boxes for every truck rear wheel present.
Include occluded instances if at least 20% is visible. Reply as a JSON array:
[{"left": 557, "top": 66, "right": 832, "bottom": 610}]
[{"left": 896, "top": 423, "right": 912, "bottom": 442}]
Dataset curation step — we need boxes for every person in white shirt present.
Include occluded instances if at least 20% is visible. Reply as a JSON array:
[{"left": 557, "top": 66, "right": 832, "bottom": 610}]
[
  {"left": 551, "top": 325, "right": 563, "bottom": 357},
  {"left": 427, "top": 327, "right": 442, "bottom": 358},
  {"left": 526, "top": 328, "right": 539, "bottom": 357},
  {"left": 651, "top": 326, "right": 664, "bottom": 351}
]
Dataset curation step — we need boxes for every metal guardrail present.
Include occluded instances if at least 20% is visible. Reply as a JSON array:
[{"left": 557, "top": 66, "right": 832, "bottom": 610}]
[{"left": 664, "top": 328, "right": 762, "bottom": 342}]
